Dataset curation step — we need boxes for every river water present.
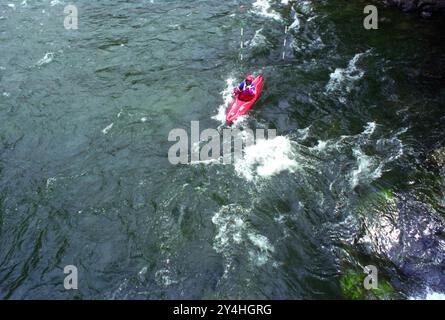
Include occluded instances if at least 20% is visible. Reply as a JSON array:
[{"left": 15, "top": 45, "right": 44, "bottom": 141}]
[{"left": 1, "top": 0, "right": 444, "bottom": 299}]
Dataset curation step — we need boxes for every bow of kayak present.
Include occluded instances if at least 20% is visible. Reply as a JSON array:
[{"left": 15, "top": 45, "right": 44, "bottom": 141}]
[{"left": 226, "top": 75, "right": 264, "bottom": 123}]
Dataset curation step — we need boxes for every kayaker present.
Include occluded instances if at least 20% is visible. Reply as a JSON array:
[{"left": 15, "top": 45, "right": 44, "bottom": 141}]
[{"left": 234, "top": 75, "right": 256, "bottom": 101}]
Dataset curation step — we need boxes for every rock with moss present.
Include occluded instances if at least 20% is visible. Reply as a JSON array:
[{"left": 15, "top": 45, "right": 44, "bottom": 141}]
[
  {"left": 340, "top": 269, "right": 397, "bottom": 300},
  {"left": 355, "top": 190, "right": 445, "bottom": 295}
]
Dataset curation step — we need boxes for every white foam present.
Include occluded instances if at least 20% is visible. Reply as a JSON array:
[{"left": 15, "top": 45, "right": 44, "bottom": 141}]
[
  {"left": 247, "top": 232, "right": 275, "bottom": 266},
  {"left": 138, "top": 266, "right": 148, "bottom": 281},
  {"left": 36, "top": 52, "right": 54, "bottom": 66},
  {"left": 168, "top": 24, "right": 180, "bottom": 30},
  {"left": 211, "top": 204, "right": 275, "bottom": 274},
  {"left": 310, "top": 140, "right": 328, "bottom": 152},
  {"left": 50, "top": 0, "right": 62, "bottom": 6},
  {"left": 350, "top": 147, "right": 383, "bottom": 188},
  {"left": 102, "top": 123, "right": 113, "bottom": 134},
  {"left": 289, "top": 16, "right": 300, "bottom": 30},
  {"left": 189, "top": 158, "right": 221, "bottom": 166},
  {"left": 211, "top": 205, "right": 248, "bottom": 276},
  {"left": 110, "top": 278, "right": 129, "bottom": 299},
  {"left": 46, "top": 177, "right": 57, "bottom": 188},
  {"left": 212, "top": 207, "right": 246, "bottom": 252},
  {"left": 248, "top": 28, "right": 267, "bottom": 48},
  {"left": 326, "top": 51, "right": 370, "bottom": 99},
  {"left": 212, "top": 76, "right": 237, "bottom": 124},
  {"left": 154, "top": 269, "right": 177, "bottom": 287},
  {"left": 329, "top": 122, "right": 405, "bottom": 189},
  {"left": 234, "top": 135, "right": 299, "bottom": 181},
  {"left": 410, "top": 288, "right": 445, "bottom": 300},
  {"left": 231, "top": 114, "right": 249, "bottom": 128},
  {"left": 378, "top": 136, "right": 404, "bottom": 162},
  {"left": 307, "top": 15, "right": 317, "bottom": 22},
  {"left": 425, "top": 291, "right": 445, "bottom": 300},
  {"left": 296, "top": 126, "right": 311, "bottom": 140},
  {"left": 248, "top": 232, "right": 274, "bottom": 251},
  {"left": 248, "top": 232, "right": 274, "bottom": 266},
  {"left": 252, "top": 0, "right": 281, "bottom": 21},
  {"left": 349, "top": 123, "right": 381, "bottom": 188},
  {"left": 363, "top": 121, "right": 376, "bottom": 136}
]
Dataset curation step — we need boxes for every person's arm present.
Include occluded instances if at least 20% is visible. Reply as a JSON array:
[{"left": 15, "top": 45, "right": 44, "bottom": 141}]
[
  {"left": 239, "top": 81, "right": 245, "bottom": 90},
  {"left": 248, "top": 84, "right": 256, "bottom": 95}
]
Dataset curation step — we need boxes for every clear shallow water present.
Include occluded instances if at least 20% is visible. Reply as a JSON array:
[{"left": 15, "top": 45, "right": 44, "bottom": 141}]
[{"left": 0, "top": 0, "right": 444, "bottom": 299}]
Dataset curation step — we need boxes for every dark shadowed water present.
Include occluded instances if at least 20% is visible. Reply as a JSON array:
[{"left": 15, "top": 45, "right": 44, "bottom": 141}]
[{"left": 0, "top": 0, "right": 444, "bottom": 299}]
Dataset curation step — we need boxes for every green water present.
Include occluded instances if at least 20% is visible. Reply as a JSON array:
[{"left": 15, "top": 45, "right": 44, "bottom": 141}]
[{"left": 0, "top": 0, "right": 444, "bottom": 299}]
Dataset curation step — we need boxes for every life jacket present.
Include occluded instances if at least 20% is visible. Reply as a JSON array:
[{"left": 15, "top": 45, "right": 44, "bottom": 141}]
[
  {"left": 241, "top": 82, "right": 255, "bottom": 94},
  {"left": 239, "top": 82, "right": 255, "bottom": 101}
]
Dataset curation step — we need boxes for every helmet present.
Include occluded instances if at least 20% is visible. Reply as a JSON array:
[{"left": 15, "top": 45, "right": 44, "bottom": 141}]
[{"left": 245, "top": 75, "right": 254, "bottom": 82}]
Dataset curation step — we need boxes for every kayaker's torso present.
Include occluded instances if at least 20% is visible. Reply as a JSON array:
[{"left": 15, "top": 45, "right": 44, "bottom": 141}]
[{"left": 238, "top": 81, "right": 256, "bottom": 96}]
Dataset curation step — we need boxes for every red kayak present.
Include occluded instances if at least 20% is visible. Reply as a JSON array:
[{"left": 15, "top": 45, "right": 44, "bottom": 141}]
[{"left": 226, "top": 75, "right": 264, "bottom": 123}]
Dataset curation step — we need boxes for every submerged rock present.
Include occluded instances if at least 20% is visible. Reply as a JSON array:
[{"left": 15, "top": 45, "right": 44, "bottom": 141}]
[
  {"left": 426, "top": 147, "right": 445, "bottom": 174},
  {"left": 356, "top": 191, "right": 445, "bottom": 295},
  {"left": 384, "top": 0, "right": 445, "bottom": 16}
]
